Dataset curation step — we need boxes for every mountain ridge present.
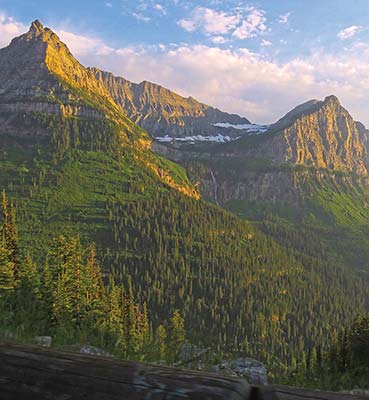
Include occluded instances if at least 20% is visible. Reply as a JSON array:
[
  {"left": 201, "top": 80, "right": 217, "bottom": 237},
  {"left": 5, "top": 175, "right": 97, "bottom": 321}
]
[{"left": 89, "top": 66, "right": 253, "bottom": 140}]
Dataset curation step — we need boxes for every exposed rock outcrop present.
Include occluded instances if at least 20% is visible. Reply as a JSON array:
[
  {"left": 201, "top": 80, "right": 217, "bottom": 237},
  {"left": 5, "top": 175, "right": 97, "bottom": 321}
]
[
  {"left": 228, "top": 96, "right": 369, "bottom": 176},
  {"left": 215, "top": 358, "right": 268, "bottom": 385}
]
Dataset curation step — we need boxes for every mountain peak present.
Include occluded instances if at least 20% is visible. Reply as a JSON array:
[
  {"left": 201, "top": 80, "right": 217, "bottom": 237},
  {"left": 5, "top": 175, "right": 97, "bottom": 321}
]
[
  {"left": 323, "top": 94, "right": 340, "bottom": 106},
  {"left": 266, "top": 95, "right": 369, "bottom": 175},
  {"left": 29, "top": 19, "right": 45, "bottom": 34}
]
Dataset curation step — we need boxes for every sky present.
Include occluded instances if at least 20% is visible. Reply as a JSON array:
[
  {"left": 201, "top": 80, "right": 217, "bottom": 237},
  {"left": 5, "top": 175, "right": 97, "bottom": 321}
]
[{"left": 1, "top": 0, "right": 369, "bottom": 125}]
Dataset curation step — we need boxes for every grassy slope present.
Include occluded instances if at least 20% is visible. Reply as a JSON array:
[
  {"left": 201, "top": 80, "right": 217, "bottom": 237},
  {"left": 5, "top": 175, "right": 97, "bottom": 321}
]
[
  {"left": 0, "top": 144, "right": 187, "bottom": 254},
  {"left": 222, "top": 166, "right": 369, "bottom": 272}
]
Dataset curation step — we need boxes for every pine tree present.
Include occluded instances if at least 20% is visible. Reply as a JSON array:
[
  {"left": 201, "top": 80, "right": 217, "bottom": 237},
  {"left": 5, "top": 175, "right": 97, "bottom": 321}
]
[
  {"left": 1, "top": 192, "right": 19, "bottom": 281},
  {"left": 0, "top": 191, "right": 15, "bottom": 292},
  {"left": 155, "top": 324, "right": 167, "bottom": 360},
  {"left": 168, "top": 309, "right": 186, "bottom": 360},
  {"left": 124, "top": 277, "right": 140, "bottom": 356},
  {"left": 83, "top": 243, "right": 105, "bottom": 324},
  {"left": 0, "top": 237, "right": 14, "bottom": 292},
  {"left": 17, "top": 254, "right": 40, "bottom": 298},
  {"left": 105, "top": 278, "right": 123, "bottom": 338}
]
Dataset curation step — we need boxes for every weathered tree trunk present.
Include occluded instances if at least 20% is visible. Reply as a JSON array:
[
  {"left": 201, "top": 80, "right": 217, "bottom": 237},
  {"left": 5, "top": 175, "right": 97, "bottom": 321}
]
[
  {"left": 0, "top": 344, "right": 249, "bottom": 399},
  {"left": 0, "top": 344, "right": 367, "bottom": 400}
]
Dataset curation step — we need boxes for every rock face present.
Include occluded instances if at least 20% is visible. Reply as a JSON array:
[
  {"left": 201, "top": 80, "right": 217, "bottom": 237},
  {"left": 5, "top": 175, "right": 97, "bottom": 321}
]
[
  {"left": 201, "top": 169, "right": 302, "bottom": 206},
  {"left": 217, "top": 358, "right": 268, "bottom": 385},
  {"left": 229, "top": 96, "right": 369, "bottom": 176},
  {"left": 90, "top": 67, "right": 251, "bottom": 139},
  {"left": 276, "top": 96, "right": 369, "bottom": 175}
]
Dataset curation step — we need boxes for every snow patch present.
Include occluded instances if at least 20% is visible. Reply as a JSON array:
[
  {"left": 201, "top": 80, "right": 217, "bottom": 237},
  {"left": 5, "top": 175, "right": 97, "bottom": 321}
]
[
  {"left": 155, "top": 134, "right": 237, "bottom": 143},
  {"left": 212, "top": 122, "right": 269, "bottom": 134}
]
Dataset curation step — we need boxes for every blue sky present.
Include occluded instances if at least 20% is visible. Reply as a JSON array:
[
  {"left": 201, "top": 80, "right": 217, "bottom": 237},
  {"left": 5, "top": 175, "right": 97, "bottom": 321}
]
[{"left": 1, "top": 0, "right": 369, "bottom": 124}]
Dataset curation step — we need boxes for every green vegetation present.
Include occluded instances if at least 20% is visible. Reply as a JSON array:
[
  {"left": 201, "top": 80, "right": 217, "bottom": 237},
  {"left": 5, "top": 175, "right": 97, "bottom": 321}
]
[
  {"left": 1, "top": 135, "right": 368, "bottom": 378},
  {"left": 0, "top": 191, "right": 186, "bottom": 362},
  {"left": 281, "top": 315, "right": 369, "bottom": 390}
]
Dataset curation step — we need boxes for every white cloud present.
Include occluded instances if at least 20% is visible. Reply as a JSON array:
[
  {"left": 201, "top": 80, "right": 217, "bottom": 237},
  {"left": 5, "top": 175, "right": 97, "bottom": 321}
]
[
  {"left": 154, "top": 3, "right": 166, "bottom": 15},
  {"left": 278, "top": 12, "right": 291, "bottom": 24},
  {"left": 105, "top": 2, "right": 113, "bottom": 8},
  {"left": 338, "top": 25, "right": 363, "bottom": 40},
  {"left": 74, "top": 41, "right": 369, "bottom": 126},
  {"left": 132, "top": 12, "right": 151, "bottom": 22},
  {"left": 211, "top": 36, "right": 228, "bottom": 44},
  {"left": 260, "top": 39, "right": 272, "bottom": 47},
  {"left": 0, "top": 13, "right": 27, "bottom": 47},
  {"left": 178, "top": 6, "right": 268, "bottom": 42},
  {"left": 56, "top": 30, "right": 115, "bottom": 56},
  {"left": 178, "top": 7, "right": 240, "bottom": 35},
  {"left": 233, "top": 6, "right": 267, "bottom": 39}
]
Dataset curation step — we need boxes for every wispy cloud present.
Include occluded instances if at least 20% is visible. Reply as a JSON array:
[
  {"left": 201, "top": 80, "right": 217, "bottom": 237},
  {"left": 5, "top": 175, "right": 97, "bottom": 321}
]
[
  {"left": 0, "top": 13, "right": 26, "bottom": 47},
  {"left": 260, "top": 39, "right": 272, "bottom": 47},
  {"left": 178, "top": 5, "right": 268, "bottom": 42},
  {"left": 211, "top": 36, "right": 228, "bottom": 44},
  {"left": 105, "top": 2, "right": 113, "bottom": 8},
  {"left": 338, "top": 25, "right": 364, "bottom": 40},
  {"left": 278, "top": 12, "right": 291, "bottom": 24},
  {"left": 178, "top": 7, "right": 240, "bottom": 35},
  {"left": 232, "top": 6, "right": 267, "bottom": 39},
  {"left": 154, "top": 3, "right": 166, "bottom": 15},
  {"left": 132, "top": 12, "right": 151, "bottom": 23}
]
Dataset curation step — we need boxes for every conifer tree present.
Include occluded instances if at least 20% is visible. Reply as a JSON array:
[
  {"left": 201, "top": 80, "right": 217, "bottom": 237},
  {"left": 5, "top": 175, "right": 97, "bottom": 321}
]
[
  {"left": 1, "top": 192, "right": 19, "bottom": 280},
  {"left": 105, "top": 277, "right": 123, "bottom": 338},
  {"left": 84, "top": 243, "right": 105, "bottom": 324},
  {"left": 0, "top": 238, "right": 14, "bottom": 292},
  {"left": 124, "top": 277, "right": 140, "bottom": 355},
  {"left": 155, "top": 324, "right": 167, "bottom": 360},
  {"left": 168, "top": 309, "right": 186, "bottom": 359},
  {"left": 0, "top": 191, "right": 16, "bottom": 292}
]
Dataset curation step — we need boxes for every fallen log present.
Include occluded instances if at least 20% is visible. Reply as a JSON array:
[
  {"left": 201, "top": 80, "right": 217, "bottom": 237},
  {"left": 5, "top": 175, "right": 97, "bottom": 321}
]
[
  {"left": 0, "top": 344, "right": 249, "bottom": 399},
  {"left": 0, "top": 344, "right": 367, "bottom": 400}
]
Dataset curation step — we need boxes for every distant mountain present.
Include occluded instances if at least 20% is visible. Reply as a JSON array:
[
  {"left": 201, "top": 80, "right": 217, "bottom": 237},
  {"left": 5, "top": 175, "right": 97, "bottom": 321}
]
[
  {"left": 271, "top": 95, "right": 369, "bottom": 174},
  {"left": 90, "top": 67, "right": 259, "bottom": 143},
  {"left": 221, "top": 95, "right": 369, "bottom": 176}
]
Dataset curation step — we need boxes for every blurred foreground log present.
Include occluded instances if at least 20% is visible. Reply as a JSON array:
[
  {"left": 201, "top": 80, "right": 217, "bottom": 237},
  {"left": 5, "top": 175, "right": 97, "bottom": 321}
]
[{"left": 0, "top": 344, "right": 367, "bottom": 400}]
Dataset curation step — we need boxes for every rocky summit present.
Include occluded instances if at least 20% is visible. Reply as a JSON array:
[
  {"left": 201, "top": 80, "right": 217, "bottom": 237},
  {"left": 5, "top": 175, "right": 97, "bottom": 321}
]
[{"left": 262, "top": 95, "right": 369, "bottom": 175}]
